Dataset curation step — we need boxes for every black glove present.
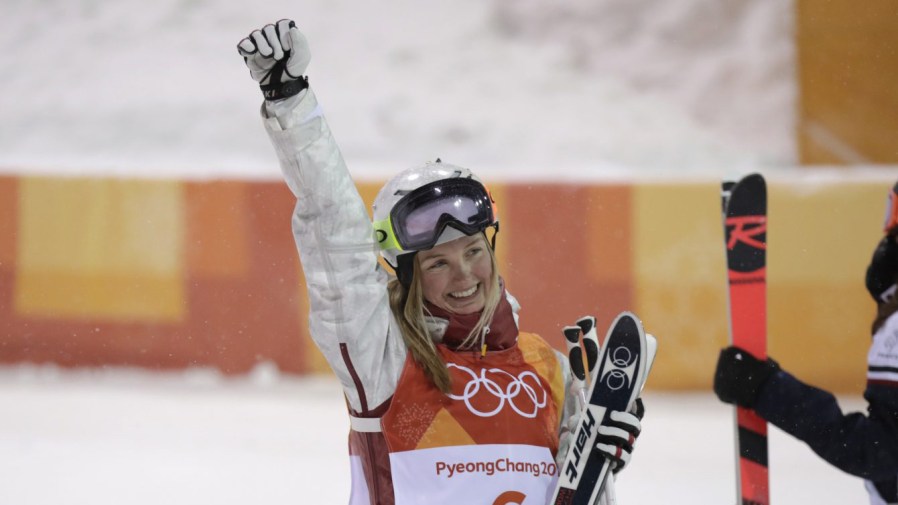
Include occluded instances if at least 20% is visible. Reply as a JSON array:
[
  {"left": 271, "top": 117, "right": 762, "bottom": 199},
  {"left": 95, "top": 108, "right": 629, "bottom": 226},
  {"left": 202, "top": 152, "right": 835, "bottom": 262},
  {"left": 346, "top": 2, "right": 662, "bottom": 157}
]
[{"left": 713, "top": 346, "right": 779, "bottom": 408}]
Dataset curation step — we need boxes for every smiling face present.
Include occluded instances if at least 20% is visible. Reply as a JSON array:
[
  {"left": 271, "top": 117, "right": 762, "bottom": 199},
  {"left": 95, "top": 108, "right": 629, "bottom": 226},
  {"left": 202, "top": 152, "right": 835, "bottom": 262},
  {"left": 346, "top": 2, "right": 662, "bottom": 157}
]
[{"left": 416, "top": 233, "right": 494, "bottom": 315}]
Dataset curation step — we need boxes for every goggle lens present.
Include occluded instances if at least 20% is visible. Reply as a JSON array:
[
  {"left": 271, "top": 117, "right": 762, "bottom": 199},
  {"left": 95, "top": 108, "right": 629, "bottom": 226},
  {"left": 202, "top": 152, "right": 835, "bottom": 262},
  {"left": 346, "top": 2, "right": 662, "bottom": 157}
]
[
  {"left": 403, "top": 196, "right": 484, "bottom": 243},
  {"left": 389, "top": 178, "right": 495, "bottom": 251}
]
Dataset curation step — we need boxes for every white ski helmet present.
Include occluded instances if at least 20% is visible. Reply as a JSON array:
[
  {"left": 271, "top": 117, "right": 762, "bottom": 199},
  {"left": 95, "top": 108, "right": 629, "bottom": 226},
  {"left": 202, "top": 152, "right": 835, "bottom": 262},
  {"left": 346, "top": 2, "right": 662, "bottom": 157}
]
[{"left": 372, "top": 160, "right": 498, "bottom": 286}]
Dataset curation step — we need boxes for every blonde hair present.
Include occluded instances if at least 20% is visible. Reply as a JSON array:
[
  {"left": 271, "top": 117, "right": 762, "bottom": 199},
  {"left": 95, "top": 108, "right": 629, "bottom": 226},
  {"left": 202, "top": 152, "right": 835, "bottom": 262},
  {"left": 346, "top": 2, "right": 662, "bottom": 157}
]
[{"left": 387, "top": 233, "right": 501, "bottom": 393}]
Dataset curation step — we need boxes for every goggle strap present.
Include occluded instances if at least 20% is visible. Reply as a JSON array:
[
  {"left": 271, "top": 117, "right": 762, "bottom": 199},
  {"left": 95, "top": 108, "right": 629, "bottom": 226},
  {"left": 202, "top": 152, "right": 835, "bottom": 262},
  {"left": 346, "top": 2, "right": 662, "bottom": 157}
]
[{"left": 373, "top": 217, "right": 404, "bottom": 252}]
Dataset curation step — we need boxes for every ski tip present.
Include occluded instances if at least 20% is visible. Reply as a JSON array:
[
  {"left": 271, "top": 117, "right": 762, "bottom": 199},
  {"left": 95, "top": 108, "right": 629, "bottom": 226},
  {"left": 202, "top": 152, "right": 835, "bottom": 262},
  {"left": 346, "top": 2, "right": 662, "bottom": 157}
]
[
  {"left": 606, "top": 311, "right": 646, "bottom": 353},
  {"left": 726, "top": 173, "right": 767, "bottom": 217},
  {"left": 735, "top": 173, "right": 767, "bottom": 191},
  {"left": 612, "top": 310, "right": 641, "bottom": 327},
  {"left": 724, "top": 173, "right": 766, "bottom": 191}
]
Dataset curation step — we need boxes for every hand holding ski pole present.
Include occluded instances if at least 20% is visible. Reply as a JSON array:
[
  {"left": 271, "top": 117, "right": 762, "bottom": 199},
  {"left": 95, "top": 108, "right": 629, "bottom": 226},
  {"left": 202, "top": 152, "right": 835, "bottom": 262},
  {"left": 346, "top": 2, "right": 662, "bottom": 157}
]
[
  {"left": 237, "top": 19, "right": 311, "bottom": 101},
  {"left": 554, "top": 312, "right": 657, "bottom": 505}
]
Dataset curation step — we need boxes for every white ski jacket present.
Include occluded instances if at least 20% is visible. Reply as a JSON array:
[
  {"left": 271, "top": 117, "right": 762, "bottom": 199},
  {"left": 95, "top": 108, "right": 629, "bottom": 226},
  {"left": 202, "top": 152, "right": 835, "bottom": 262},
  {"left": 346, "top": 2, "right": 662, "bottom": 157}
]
[
  {"left": 264, "top": 89, "right": 406, "bottom": 414},
  {"left": 261, "top": 88, "right": 612, "bottom": 505}
]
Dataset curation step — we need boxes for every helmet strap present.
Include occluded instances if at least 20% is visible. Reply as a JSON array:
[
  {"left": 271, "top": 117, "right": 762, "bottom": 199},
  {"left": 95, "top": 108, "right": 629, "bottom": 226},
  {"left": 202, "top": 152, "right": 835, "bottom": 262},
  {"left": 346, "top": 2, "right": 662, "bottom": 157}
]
[
  {"left": 487, "top": 223, "right": 499, "bottom": 252},
  {"left": 396, "top": 252, "right": 417, "bottom": 289}
]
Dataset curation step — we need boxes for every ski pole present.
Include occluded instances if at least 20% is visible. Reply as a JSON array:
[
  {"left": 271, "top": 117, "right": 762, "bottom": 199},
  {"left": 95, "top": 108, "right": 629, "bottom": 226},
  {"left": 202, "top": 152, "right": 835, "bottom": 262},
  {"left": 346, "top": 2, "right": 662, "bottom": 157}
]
[{"left": 563, "top": 325, "right": 588, "bottom": 411}]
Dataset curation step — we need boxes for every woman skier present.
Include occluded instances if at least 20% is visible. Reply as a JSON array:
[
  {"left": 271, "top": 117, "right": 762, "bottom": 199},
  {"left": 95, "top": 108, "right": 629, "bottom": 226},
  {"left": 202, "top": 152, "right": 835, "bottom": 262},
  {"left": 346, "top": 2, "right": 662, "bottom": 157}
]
[{"left": 237, "top": 19, "right": 645, "bottom": 505}]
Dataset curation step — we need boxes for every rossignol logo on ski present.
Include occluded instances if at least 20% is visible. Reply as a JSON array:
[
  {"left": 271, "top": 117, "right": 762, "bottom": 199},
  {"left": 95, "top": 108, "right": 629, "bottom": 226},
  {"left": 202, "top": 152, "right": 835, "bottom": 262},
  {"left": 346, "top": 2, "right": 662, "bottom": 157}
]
[
  {"left": 726, "top": 215, "right": 767, "bottom": 251},
  {"left": 725, "top": 214, "right": 767, "bottom": 279}
]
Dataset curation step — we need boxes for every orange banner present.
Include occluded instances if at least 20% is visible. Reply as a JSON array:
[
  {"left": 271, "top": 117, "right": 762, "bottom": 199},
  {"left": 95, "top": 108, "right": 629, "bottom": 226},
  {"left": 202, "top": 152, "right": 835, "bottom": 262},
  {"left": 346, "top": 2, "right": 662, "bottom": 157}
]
[{"left": 0, "top": 174, "right": 890, "bottom": 392}]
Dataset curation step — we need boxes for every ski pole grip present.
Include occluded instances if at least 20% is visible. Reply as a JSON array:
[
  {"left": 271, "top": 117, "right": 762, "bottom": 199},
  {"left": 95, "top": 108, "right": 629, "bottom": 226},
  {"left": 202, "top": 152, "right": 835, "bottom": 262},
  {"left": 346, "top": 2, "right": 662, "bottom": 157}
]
[
  {"left": 563, "top": 326, "right": 586, "bottom": 382},
  {"left": 576, "top": 315, "right": 600, "bottom": 379}
]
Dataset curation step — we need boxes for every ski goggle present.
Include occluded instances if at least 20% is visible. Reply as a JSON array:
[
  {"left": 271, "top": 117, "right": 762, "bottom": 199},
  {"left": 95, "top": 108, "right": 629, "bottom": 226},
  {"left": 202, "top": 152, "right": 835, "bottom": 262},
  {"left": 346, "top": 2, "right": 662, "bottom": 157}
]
[
  {"left": 373, "top": 178, "right": 497, "bottom": 253},
  {"left": 883, "top": 182, "right": 898, "bottom": 233}
]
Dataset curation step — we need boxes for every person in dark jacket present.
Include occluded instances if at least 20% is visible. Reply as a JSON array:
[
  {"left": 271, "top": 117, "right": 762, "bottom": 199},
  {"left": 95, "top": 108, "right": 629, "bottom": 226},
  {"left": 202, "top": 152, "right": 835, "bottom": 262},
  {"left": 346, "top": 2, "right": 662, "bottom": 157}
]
[{"left": 714, "top": 179, "right": 898, "bottom": 505}]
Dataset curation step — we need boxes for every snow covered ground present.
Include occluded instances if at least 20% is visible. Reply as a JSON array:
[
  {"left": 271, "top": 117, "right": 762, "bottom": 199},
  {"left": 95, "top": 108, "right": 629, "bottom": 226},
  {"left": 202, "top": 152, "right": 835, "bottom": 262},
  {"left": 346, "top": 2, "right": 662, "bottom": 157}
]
[
  {"left": 0, "top": 365, "right": 869, "bottom": 504},
  {"left": 2, "top": 0, "right": 795, "bottom": 181}
]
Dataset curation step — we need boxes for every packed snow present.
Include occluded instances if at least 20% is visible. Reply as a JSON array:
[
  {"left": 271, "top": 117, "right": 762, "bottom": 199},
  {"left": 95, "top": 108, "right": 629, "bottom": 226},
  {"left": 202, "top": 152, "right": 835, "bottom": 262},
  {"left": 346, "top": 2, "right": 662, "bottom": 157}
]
[
  {"left": 0, "top": 365, "right": 869, "bottom": 504},
  {"left": 2, "top": 0, "right": 795, "bottom": 181}
]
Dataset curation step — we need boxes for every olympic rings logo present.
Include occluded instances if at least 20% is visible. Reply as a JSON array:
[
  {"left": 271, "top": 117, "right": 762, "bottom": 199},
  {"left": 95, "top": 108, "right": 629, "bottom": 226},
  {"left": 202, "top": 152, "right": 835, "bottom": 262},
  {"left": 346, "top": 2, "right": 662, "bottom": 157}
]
[
  {"left": 602, "top": 345, "right": 635, "bottom": 391},
  {"left": 446, "top": 363, "right": 548, "bottom": 418},
  {"left": 611, "top": 346, "right": 634, "bottom": 367}
]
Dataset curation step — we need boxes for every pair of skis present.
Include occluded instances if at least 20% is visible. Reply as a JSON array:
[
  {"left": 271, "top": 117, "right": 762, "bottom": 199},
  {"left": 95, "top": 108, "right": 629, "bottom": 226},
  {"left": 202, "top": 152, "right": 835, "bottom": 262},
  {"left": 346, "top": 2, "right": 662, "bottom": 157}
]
[
  {"left": 550, "top": 312, "right": 657, "bottom": 505},
  {"left": 721, "top": 173, "right": 770, "bottom": 505}
]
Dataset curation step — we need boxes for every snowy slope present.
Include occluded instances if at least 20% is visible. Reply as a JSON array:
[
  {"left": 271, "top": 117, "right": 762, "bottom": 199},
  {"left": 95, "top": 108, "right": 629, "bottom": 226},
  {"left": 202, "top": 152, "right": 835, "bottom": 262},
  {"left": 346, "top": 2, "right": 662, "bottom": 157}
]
[
  {"left": 1, "top": 0, "right": 795, "bottom": 180},
  {"left": 0, "top": 365, "right": 868, "bottom": 505}
]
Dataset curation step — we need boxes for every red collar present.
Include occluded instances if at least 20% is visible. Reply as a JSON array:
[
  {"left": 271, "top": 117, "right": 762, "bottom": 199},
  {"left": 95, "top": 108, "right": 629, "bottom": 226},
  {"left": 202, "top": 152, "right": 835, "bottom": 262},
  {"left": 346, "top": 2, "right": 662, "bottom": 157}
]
[{"left": 424, "top": 281, "right": 518, "bottom": 351}]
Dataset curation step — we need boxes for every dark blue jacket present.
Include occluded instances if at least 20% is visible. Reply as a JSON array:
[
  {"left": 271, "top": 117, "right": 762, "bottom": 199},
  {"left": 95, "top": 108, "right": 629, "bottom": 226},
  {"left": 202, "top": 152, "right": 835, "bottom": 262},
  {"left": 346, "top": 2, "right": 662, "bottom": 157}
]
[{"left": 754, "top": 311, "right": 898, "bottom": 503}]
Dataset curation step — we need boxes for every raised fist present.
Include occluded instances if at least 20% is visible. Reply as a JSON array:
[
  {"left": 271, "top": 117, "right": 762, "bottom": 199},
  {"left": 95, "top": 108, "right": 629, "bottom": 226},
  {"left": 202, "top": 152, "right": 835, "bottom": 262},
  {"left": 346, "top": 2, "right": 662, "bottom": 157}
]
[{"left": 237, "top": 19, "right": 311, "bottom": 100}]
